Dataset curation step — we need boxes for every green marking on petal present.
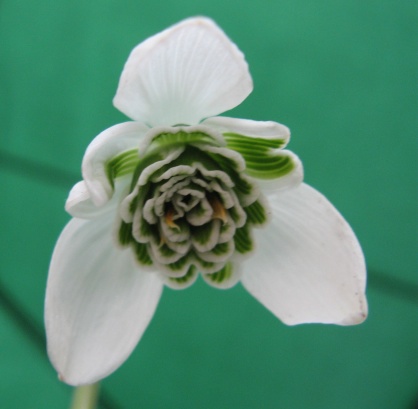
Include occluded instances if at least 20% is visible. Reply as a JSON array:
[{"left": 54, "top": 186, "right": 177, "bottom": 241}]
[
  {"left": 173, "top": 145, "right": 220, "bottom": 171},
  {"left": 150, "top": 131, "right": 221, "bottom": 153},
  {"left": 147, "top": 145, "right": 219, "bottom": 183},
  {"left": 202, "top": 146, "right": 245, "bottom": 173},
  {"left": 224, "top": 133, "right": 286, "bottom": 150},
  {"left": 195, "top": 258, "right": 216, "bottom": 269},
  {"left": 228, "top": 204, "right": 247, "bottom": 228},
  {"left": 192, "top": 254, "right": 224, "bottom": 274},
  {"left": 244, "top": 154, "right": 295, "bottom": 179},
  {"left": 166, "top": 255, "right": 190, "bottom": 272},
  {"left": 191, "top": 220, "right": 220, "bottom": 252},
  {"left": 223, "top": 133, "right": 295, "bottom": 180},
  {"left": 119, "top": 221, "right": 153, "bottom": 264},
  {"left": 211, "top": 242, "right": 230, "bottom": 256},
  {"left": 169, "top": 265, "right": 196, "bottom": 284},
  {"left": 245, "top": 200, "right": 267, "bottom": 225},
  {"left": 159, "top": 243, "right": 177, "bottom": 258},
  {"left": 133, "top": 242, "right": 153, "bottom": 265},
  {"left": 231, "top": 172, "right": 255, "bottom": 197},
  {"left": 214, "top": 158, "right": 257, "bottom": 206},
  {"left": 139, "top": 216, "right": 158, "bottom": 242},
  {"left": 234, "top": 224, "right": 253, "bottom": 254},
  {"left": 130, "top": 152, "right": 165, "bottom": 191},
  {"left": 106, "top": 149, "right": 140, "bottom": 184},
  {"left": 204, "top": 262, "right": 234, "bottom": 284},
  {"left": 129, "top": 184, "right": 151, "bottom": 215},
  {"left": 192, "top": 222, "right": 212, "bottom": 244},
  {"left": 119, "top": 222, "right": 133, "bottom": 246}
]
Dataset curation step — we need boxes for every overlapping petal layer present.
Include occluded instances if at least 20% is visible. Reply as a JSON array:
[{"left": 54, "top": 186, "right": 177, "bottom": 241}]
[
  {"left": 203, "top": 116, "right": 304, "bottom": 193},
  {"left": 82, "top": 122, "right": 148, "bottom": 207}
]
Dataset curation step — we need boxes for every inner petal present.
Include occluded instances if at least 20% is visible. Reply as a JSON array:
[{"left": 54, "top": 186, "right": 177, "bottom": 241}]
[
  {"left": 160, "top": 208, "right": 190, "bottom": 243},
  {"left": 186, "top": 197, "right": 213, "bottom": 226},
  {"left": 191, "top": 219, "right": 221, "bottom": 253}
]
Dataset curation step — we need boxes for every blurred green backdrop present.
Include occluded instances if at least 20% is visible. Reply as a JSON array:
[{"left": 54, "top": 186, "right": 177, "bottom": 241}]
[{"left": 0, "top": 0, "right": 417, "bottom": 408}]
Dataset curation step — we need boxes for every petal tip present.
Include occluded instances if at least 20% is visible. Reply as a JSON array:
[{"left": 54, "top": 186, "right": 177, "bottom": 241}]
[{"left": 340, "top": 297, "right": 368, "bottom": 326}]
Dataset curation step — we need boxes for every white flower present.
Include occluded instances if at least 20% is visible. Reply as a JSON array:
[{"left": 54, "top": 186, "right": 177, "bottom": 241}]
[{"left": 45, "top": 17, "right": 367, "bottom": 386}]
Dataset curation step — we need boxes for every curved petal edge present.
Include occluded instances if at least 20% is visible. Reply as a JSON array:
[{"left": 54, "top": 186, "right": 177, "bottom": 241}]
[
  {"left": 203, "top": 116, "right": 291, "bottom": 147},
  {"left": 45, "top": 216, "right": 163, "bottom": 385},
  {"left": 241, "top": 183, "right": 367, "bottom": 326},
  {"left": 82, "top": 122, "right": 149, "bottom": 207}
]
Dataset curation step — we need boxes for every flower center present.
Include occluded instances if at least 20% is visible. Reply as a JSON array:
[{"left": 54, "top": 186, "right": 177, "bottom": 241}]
[{"left": 115, "top": 130, "right": 271, "bottom": 288}]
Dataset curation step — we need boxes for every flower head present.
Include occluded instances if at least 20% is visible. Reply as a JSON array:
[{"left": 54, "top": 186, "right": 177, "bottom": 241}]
[{"left": 45, "top": 17, "right": 367, "bottom": 386}]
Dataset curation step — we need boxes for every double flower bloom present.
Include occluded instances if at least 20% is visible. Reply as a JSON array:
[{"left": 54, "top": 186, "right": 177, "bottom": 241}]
[{"left": 45, "top": 17, "right": 367, "bottom": 386}]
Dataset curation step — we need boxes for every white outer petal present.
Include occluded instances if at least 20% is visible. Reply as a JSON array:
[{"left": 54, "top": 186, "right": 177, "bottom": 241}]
[
  {"left": 241, "top": 183, "right": 367, "bottom": 326},
  {"left": 45, "top": 215, "right": 163, "bottom": 386},
  {"left": 113, "top": 17, "right": 253, "bottom": 126},
  {"left": 202, "top": 116, "right": 291, "bottom": 147},
  {"left": 82, "top": 121, "right": 149, "bottom": 207}
]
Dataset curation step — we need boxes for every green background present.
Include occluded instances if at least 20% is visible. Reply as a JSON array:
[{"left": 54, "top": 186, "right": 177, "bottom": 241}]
[{"left": 1, "top": 0, "right": 417, "bottom": 408}]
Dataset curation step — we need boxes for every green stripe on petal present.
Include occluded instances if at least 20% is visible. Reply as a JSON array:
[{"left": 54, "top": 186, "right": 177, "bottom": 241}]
[
  {"left": 234, "top": 224, "right": 253, "bottom": 254},
  {"left": 202, "top": 262, "right": 241, "bottom": 289},
  {"left": 207, "top": 262, "right": 233, "bottom": 283},
  {"left": 200, "top": 145, "right": 246, "bottom": 173},
  {"left": 148, "top": 146, "right": 219, "bottom": 184},
  {"left": 211, "top": 158, "right": 258, "bottom": 206},
  {"left": 244, "top": 153, "right": 295, "bottom": 179},
  {"left": 159, "top": 243, "right": 177, "bottom": 258},
  {"left": 196, "top": 239, "right": 235, "bottom": 263},
  {"left": 193, "top": 257, "right": 224, "bottom": 274},
  {"left": 167, "top": 265, "right": 198, "bottom": 289},
  {"left": 228, "top": 202, "right": 247, "bottom": 228},
  {"left": 224, "top": 133, "right": 286, "bottom": 149},
  {"left": 150, "top": 240, "right": 185, "bottom": 264},
  {"left": 212, "top": 242, "right": 230, "bottom": 255},
  {"left": 218, "top": 216, "right": 236, "bottom": 243},
  {"left": 231, "top": 173, "right": 258, "bottom": 204},
  {"left": 133, "top": 242, "right": 153, "bottom": 266},
  {"left": 136, "top": 216, "right": 159, "bottom": 243},
  {"left": 224, "top": 133, "right": 295, "bottom": 180},
  {"left": 166, "top": 254, "right": 191, "bottom": 272},
  {"left": 191, "top": 220, "right": 220, "bottom": 253},
  {"left": 106, "top": 149, "right": 140, "bottom": 184},
  {"left": 245, "top": 200, "right": 267, "bottom": 225},
  {"left": 119, "top": 222, "right": 133, "bottom": 246},
  {"left": 150, "top": 131, "right": 221, "bottom": 153}
]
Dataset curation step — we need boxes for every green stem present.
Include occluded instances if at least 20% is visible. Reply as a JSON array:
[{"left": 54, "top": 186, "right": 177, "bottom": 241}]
[{"left": 70, "top": 383, "right": 100, "bottom": 409}]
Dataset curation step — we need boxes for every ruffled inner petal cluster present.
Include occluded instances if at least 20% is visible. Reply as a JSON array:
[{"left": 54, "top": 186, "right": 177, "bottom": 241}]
[{"left": 114, "top": 127, "right": 285, "bottom": 289}]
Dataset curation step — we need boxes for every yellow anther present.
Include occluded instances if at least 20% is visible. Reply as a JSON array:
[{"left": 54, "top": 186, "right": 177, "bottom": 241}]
[{"left": 165, "top": 208, "right": 180, "bottom": 231}]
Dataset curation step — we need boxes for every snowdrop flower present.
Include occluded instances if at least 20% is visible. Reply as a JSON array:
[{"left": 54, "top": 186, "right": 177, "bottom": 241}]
[{"left": 45, "top": 17, "right": 367, "bottom": 386}]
